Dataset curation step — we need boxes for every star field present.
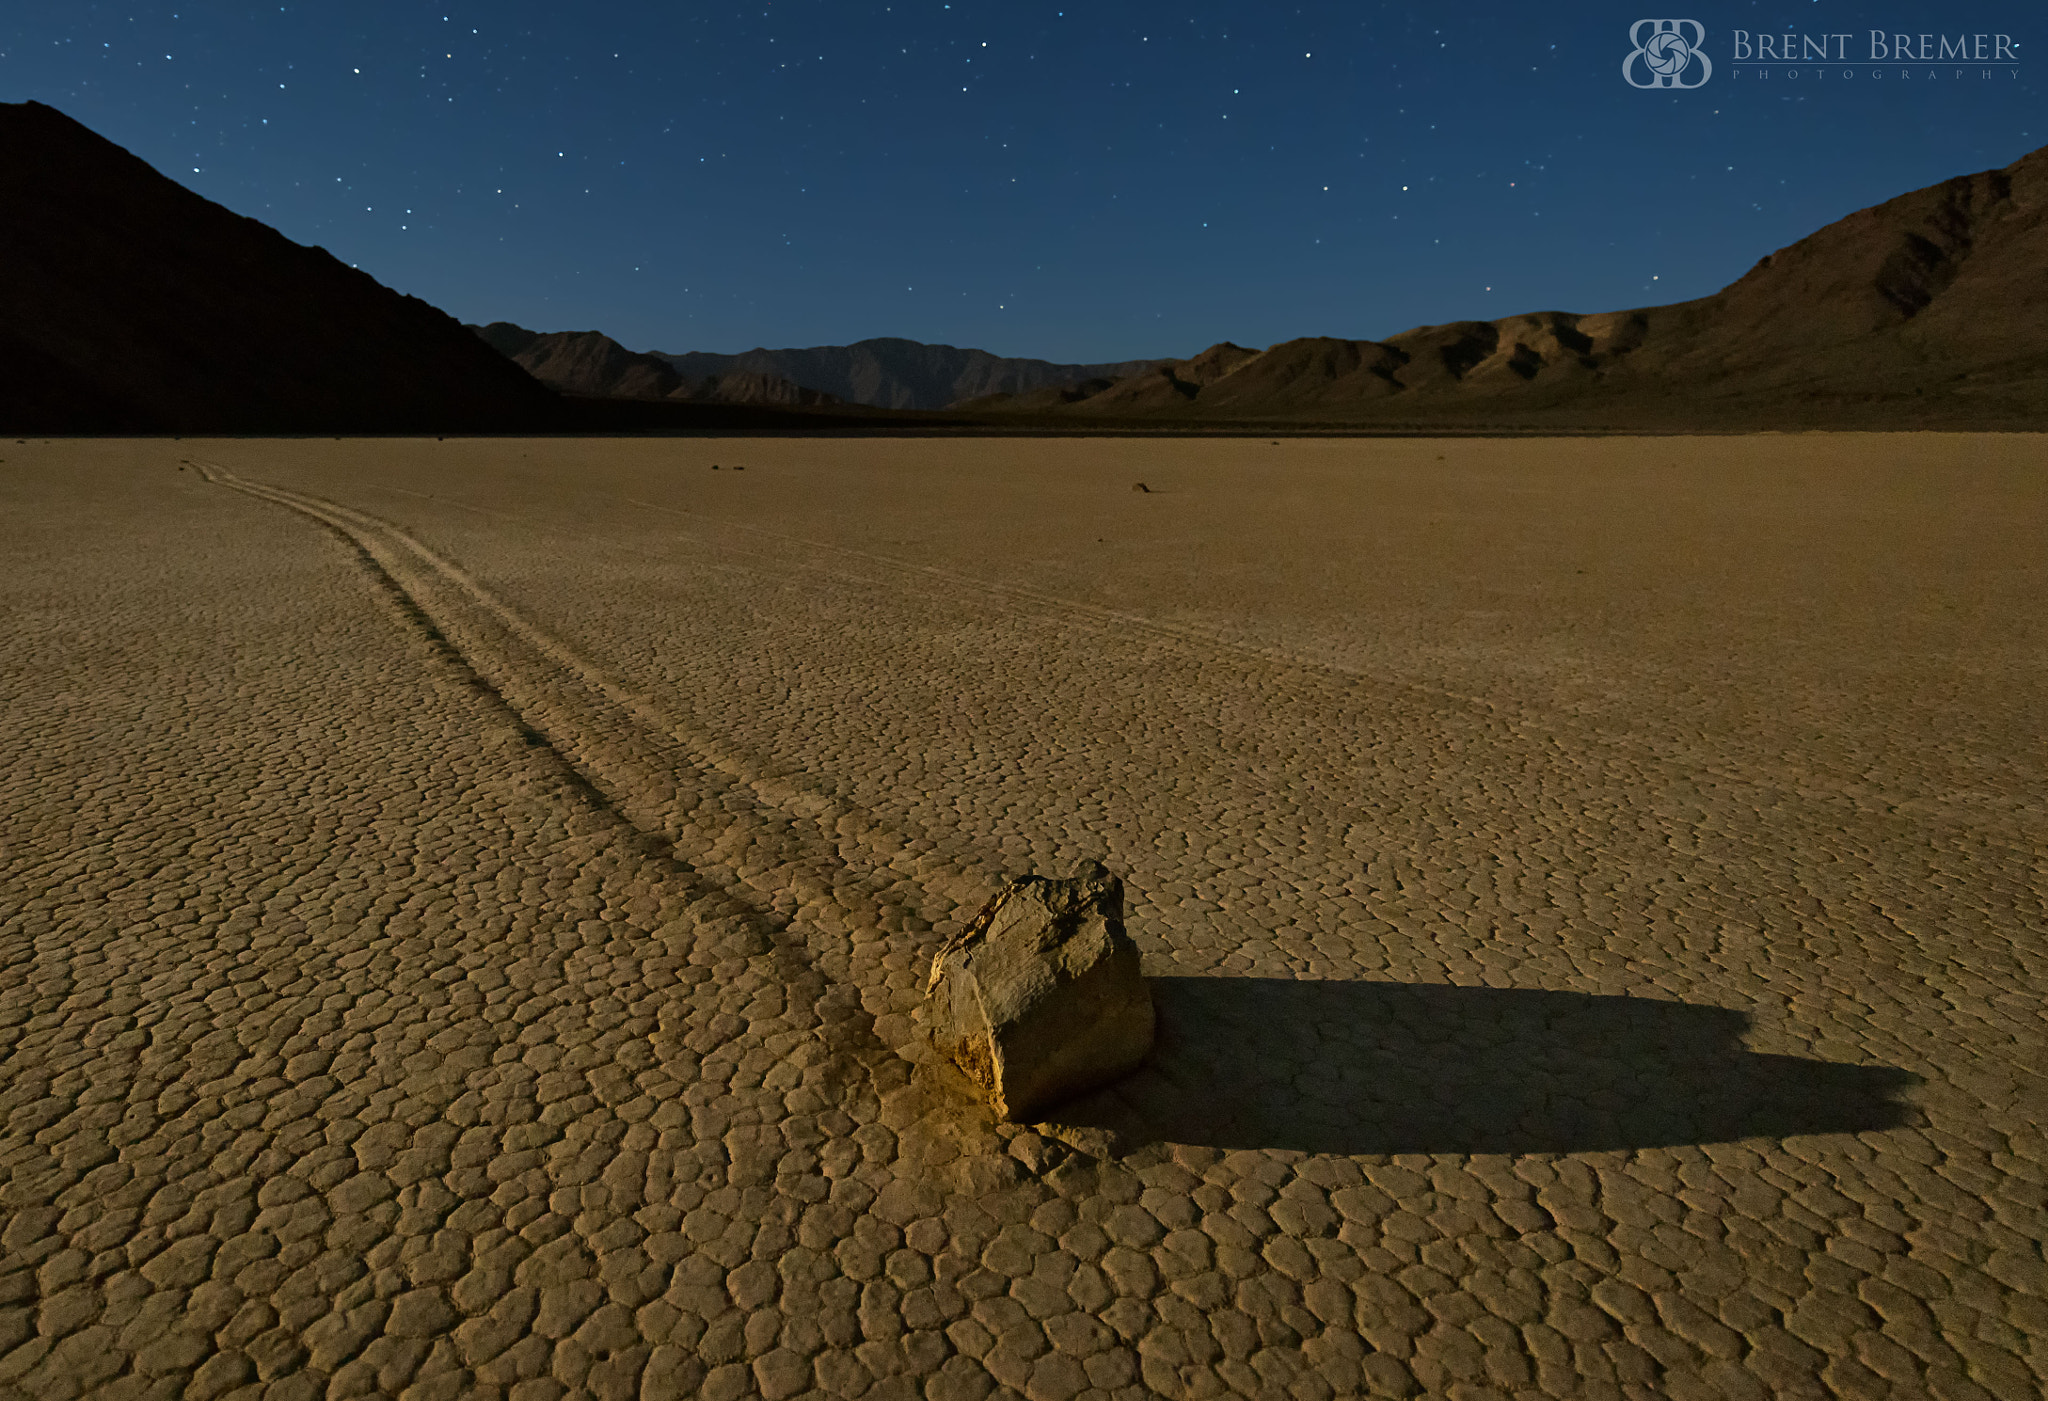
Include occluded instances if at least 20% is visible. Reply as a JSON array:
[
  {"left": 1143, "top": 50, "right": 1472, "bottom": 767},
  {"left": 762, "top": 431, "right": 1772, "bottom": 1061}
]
[{"left": 2, "top": 2, "right": 2036, "bottom": 360}]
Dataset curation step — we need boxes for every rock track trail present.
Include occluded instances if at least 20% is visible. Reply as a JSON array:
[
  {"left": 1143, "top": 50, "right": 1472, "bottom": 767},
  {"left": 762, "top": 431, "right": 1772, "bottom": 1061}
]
[
  {"left": 2, "top": 436, "right": 2044, "bottom": 1401},
  {"left": 186, "top": 461, "right": 981, "bottom": 1087}
]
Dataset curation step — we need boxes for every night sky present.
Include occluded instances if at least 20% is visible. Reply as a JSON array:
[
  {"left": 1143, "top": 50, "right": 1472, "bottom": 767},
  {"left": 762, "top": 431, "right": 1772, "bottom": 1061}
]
[{"left": 4, "top": 3, "right": 2036, "bottom": 362}]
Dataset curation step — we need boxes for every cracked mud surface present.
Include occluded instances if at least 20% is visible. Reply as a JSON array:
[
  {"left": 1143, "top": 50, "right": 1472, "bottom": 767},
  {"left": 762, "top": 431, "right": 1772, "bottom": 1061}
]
[{"left": 3, "top": 434, "right": 2043, "bottom": 1400}]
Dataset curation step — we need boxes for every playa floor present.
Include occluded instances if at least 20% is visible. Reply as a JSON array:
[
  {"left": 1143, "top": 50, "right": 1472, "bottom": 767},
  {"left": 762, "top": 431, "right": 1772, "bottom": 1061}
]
[{"left": 3, "top": 433, "right": 2043, "bottom": 1401}]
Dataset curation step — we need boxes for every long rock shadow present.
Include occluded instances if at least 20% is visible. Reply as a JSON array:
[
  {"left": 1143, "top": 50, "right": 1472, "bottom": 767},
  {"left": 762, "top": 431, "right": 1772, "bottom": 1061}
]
[{"left": 1054, "top": 977, "right": 1920, "bottom": 1155}]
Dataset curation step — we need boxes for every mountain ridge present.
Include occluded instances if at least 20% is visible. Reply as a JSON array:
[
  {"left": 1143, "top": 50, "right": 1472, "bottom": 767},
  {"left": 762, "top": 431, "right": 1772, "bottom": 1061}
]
[
  {"left": 469, "top": 324, "right": 843, "bottom": 407},
  {"left": 963, "top": 143, "right": 2048, "bottom": 426},
  {"left": 648, "top": 338, "right": 1170, "bottom": 411}
]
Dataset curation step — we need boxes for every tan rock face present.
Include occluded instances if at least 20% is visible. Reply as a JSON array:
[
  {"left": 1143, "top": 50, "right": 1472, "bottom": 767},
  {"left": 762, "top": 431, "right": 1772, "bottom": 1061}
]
[{"left": 923, "top": 861, "right": 1155, "bottom": 1122}]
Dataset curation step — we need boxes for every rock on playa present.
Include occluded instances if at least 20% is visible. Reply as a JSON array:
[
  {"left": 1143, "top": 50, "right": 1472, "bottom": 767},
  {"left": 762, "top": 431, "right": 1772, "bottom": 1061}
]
[{"left": 923, "top": 860, "right": 1155, "bottom": 1121}]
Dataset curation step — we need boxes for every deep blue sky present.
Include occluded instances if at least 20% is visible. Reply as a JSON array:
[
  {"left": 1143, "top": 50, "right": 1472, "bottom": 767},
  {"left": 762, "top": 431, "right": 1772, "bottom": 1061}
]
[{"left": 4, "top": 3, "right": 2036, "bottom": 362}]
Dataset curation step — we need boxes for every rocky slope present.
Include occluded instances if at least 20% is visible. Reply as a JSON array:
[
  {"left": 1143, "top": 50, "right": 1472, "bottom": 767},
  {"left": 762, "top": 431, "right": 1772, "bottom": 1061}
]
[
  {"left": 982, "top": 143, "right": 2048, "bottom": 427},
  {"left": 0, "top": 101, "right": 563, "bottom": 433}
]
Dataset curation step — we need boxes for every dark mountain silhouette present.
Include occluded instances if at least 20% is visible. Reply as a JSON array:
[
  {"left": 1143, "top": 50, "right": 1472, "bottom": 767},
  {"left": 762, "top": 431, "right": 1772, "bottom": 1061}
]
[
  {"left": 649, "top": 338, "right": 1169, "bottom": 410},
  {"left": 472, "top": 324, "right": 843, "bottom": 406},
  {"left": 0, "top": 100, "right": 562, "bottom": 433},
  {"left": 972, "top": 144, "right": 2048, "bottom": 427}
]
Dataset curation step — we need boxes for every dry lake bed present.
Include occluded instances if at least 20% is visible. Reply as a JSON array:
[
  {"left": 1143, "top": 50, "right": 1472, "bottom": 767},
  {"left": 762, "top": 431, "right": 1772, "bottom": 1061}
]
[{"left": 2, "top": 433, "right": 2043, "bottom": 1401}]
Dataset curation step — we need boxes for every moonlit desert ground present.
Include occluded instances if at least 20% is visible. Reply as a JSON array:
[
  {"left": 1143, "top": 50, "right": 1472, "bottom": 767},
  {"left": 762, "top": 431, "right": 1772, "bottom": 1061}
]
[{"left": 3, "top": 433, "right": 2043, "bottom": 1401}]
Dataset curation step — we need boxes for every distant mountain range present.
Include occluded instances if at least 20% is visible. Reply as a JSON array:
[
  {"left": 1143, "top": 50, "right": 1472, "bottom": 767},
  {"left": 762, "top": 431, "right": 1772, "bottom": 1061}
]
[
  {"left": 648, "top": 340, "right": 1169, "bottom": 411},
  {"left": 4, "top": 96, "right": 2041, "bottom": 434},
  {"left": 479, "top": 143, "right": 2048, "bottom": 429},
  {"left": 964, "top": 145, "right": 2048, "bottom": 427},
  {"left": 466, "top": 325, "right": 1169, "bottom": 412},
  {"left": 470, "top": 324, "right": 844, "bottom": 407}
]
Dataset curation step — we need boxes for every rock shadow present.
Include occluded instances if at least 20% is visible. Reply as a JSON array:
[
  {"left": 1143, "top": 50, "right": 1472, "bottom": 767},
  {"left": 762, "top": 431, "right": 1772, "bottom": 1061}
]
[{"left": 1053, "top": 977, "right": 1919, "bottom": 1155}]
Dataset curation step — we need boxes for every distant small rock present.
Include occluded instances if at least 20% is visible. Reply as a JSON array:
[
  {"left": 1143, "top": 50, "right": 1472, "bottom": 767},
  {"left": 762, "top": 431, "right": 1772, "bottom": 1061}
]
[
  {"left": 1132, "top": 482, "right": 1149, "bottom": 493},
  {"left": 924, "top": 860, "right": 1154, "bottom": 1122}
]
